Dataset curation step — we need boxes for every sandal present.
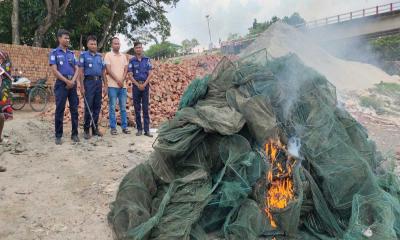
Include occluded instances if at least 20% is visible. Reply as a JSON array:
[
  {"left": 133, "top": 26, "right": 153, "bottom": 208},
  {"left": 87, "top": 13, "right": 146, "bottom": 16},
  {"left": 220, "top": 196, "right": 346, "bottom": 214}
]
[
  {"left": 111, "top": 129, "right": 118, "bottom": 135},
  {"left": 122, "top": 129, "right": 131, "bottom": 134}
]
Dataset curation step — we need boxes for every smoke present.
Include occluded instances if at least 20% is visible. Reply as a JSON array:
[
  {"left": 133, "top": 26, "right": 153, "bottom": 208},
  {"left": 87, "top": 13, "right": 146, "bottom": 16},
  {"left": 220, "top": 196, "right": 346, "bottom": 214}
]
[{"left": 288, "top": 137, "right": 301, "bottom": 158}]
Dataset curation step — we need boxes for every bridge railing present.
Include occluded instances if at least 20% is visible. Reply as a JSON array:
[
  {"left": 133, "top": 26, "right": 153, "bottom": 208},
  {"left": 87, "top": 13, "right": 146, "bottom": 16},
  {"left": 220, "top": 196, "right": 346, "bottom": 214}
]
[{"left": 300, "top": 2, "right": 400, "bottom": 28}]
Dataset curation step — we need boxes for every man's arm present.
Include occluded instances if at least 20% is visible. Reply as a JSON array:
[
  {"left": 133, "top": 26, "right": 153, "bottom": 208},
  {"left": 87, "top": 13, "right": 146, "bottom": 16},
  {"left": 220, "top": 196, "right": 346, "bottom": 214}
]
[
  {"left": 143, "top": 70, "right": 152, "bottom": 87},
  {"left": 122, "top": 64, "right": 128, "bottom": 86},
  {"left": 102, "top": 68, "right": 107, "bottom": 85},
  {"left": 129, "top": 73, "right": 140, "bottom": 87},
  {"left": 79, "top": 68, "right": 85, "bottom": 95},
  {"left": 50, "top": 65, "right": 69, "bottom": 84},
  {"left": 72, "top": 65, "right": 79, "bottom": 84}
]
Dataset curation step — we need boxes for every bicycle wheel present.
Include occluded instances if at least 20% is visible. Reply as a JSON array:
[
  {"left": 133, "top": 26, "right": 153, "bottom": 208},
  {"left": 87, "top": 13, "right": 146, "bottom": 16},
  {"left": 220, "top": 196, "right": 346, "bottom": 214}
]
[
  {"left": 11, "top": 93, "right": 26, "bottom": 110},
  {"left": 29, "top": 87, "right": 48, "bottom": 112}
]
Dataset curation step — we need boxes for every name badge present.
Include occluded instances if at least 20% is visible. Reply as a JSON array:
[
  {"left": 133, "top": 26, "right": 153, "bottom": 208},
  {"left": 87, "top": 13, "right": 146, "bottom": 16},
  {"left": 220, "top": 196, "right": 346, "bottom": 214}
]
[
  {"left": 60, "top": 61, "right": 64, "bottom": 65},
  {"left": 89, "top": 63, "right": 93, "bottom": 68}
]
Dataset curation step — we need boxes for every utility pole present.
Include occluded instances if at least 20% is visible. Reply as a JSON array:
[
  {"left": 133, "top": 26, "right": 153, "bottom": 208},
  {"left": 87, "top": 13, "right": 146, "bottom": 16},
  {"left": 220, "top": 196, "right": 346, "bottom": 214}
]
[{"left": 206, "top": 15, "right": 213, "bottom": 50}]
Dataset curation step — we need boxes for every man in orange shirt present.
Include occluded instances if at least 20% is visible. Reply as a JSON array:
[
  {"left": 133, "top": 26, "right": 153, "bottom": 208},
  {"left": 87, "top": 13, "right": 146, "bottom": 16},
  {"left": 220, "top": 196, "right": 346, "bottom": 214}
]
[{"left": 104, "top": 37, "right": 130, "bottom": 135}]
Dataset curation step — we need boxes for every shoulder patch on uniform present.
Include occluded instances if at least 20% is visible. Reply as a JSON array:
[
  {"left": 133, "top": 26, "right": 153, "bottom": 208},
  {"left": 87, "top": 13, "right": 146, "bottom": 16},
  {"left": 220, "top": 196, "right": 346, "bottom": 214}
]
[{"left": 51, "top": 55, "right": 56, "bottom": 61}]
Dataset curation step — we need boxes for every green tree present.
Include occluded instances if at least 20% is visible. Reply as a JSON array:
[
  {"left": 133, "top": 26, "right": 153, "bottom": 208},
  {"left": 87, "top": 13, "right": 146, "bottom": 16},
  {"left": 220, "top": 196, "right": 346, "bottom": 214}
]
[
  {"left": 246, "top": 13, "right": 304, "bottom": 38},
  {"left": 370, "top": 34, "right": 400, "bottom": 61},
  {"left": 247, "top": 16, "right": 279, "bottom": 36},
  {"left": 227, "top": 33, "right": 241, "bottom": 41},
  {"left": 144, "top": 41, "right": 180, "bottom": 59},
  {"left": 282, "top": 12, "right": 305, "bottom": 26},
  {"left": 181, "top": 38, "right": 199, "bottom": 54},
  {"left": 0, "top": 1, "right": 13, "bottom": 44},
  {"left": 0, "top": 0, "right": 179, "bottom": 50}
]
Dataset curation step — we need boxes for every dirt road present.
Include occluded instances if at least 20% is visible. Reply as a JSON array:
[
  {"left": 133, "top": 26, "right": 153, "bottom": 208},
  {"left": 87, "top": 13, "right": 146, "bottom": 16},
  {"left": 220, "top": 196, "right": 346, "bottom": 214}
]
[
  {"left": 0, "top": 110, "right": 399, "bottom": 240},
  {"left": 0, "top": 110, "right": 154, "bottom": 240}
]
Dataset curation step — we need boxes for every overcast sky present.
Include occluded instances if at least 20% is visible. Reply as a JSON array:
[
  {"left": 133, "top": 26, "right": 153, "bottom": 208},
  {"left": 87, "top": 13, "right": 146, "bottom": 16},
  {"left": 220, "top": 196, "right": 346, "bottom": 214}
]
[{"left": 121, "top": 0, "right": 393, "bottom": 50}]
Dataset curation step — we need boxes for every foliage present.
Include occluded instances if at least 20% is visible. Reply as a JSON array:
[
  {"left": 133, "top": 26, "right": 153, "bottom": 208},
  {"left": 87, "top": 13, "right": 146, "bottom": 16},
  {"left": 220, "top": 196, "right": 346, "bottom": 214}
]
[
  {"left": 0, "top": 0, "right": 13, "bottom": 43},
  {"left": 359, "top": 95, "right": 385, "bottom": 113},
  {"left": 145, "top": 41, "right": 180, "bottom": 59},
  {"left": 227, "top": 33, "right": 241, "bottom": 41},
  {"left": 247, "top": 13, "right": 305, "bottom": 37},
  {"left": 370, "top": 34, "right": 400, "bottom": 61},
  {"left": 0, "top": 0, "right": 179, "bottom": 50},
  {"left": 372, "top": 82, "right": 400, "bottom": 102},
  {"left": 247, "top": 18, "right": 276, "bottom": 36},
  {"left": 181, "top": 38, "right": 199, "bottom": 54}
]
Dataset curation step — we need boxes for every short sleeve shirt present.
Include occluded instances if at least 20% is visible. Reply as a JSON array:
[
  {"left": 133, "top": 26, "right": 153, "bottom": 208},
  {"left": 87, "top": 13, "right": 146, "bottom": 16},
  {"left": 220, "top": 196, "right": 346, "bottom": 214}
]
[
  {"left": 104, "top": 52, "right": 128, "bottom": 88},
  {"left": 49, "top": 47, "right": 77, "bottom": 76},
  {"left": 128, "top": 56, "right": 152, "bottom": 82},
  {"left": 78, "top": 51, "right": 105, "bottom": 77}
]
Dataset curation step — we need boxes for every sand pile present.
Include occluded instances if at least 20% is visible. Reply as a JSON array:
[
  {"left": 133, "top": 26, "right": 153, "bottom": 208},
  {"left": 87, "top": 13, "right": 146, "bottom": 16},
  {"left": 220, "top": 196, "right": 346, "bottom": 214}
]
[{"left": 242, "top": 22, "right": 399, "bottom": 91}]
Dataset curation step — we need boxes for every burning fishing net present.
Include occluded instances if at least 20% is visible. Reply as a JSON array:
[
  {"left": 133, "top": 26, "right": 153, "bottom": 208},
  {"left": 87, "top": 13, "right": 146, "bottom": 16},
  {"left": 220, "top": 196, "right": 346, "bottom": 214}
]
[{"left": 108, "top": 52, "right": 400, "bottom": 240}]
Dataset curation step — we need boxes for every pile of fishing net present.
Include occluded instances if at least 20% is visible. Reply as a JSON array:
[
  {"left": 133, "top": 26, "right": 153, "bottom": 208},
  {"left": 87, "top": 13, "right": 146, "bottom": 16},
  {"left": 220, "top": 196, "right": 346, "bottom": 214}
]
[{"left": 108, "top": 52, "right": 400, "bottom": 240}]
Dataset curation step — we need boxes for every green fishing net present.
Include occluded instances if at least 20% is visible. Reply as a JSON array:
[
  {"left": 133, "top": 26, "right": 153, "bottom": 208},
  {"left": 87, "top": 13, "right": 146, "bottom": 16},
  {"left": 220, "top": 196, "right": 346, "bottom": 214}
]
[{"left": 108, "top": 52, "right": 400, "bottom": 240}]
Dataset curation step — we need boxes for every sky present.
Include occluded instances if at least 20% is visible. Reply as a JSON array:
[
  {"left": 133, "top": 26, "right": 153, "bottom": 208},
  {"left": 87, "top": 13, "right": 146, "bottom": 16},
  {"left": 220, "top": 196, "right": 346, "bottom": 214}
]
[{"left": 121, "top": 0, "right": 393, "bottom": 51}]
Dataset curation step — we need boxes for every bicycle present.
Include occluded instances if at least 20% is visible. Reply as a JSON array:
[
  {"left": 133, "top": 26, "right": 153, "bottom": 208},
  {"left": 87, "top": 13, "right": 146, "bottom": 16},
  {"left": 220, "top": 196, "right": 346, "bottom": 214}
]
[{"left": 11, "top": 78, "right": 49, "bottom": 112}]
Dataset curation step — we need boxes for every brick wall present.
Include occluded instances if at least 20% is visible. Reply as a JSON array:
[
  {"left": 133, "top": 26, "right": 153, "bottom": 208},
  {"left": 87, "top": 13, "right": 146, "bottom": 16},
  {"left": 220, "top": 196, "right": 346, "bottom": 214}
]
[
  {"left": 0, "top": 43, "right": 134, "bottom": 85},
  {"left": 0, "top": 43, "right": 53, "bottom": 84}
]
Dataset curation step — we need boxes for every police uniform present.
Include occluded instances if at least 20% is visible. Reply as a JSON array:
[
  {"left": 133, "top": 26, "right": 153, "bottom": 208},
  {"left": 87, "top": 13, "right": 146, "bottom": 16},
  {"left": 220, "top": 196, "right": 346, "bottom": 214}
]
[
  {"left": 128, "top": 56, "right": 152, "bottom": 134},
  {"left": 49, "top": 47, "right": 79, "bottom": 139},
  {"left": 78, "top": 51, "right": 105, "bottom": 133}
]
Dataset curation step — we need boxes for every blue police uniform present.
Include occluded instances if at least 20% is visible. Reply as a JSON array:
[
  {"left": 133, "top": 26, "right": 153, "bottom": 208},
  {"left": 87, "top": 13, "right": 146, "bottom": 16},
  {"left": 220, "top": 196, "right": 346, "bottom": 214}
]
[
  {"left": 128, "top": 56, "right": 152, "bottom": 133},
  {"left": 78, "top": 51, "right": 105, "bottom": 133},
  {"left": 49, "top": 47, "right": 79, "bottom": 139}
]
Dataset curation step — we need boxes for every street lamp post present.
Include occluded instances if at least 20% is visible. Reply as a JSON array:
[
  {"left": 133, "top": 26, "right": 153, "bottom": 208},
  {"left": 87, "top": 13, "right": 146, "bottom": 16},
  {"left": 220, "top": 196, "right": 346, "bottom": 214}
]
[{"left": 206, "top": 15, "right": 213, "bottom": 50}]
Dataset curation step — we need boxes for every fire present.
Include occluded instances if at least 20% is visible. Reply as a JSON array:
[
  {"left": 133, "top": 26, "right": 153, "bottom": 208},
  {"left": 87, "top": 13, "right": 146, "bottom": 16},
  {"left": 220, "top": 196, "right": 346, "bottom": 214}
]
[{"left": 264, "top": 139, "right": 295, "bottom": 229}]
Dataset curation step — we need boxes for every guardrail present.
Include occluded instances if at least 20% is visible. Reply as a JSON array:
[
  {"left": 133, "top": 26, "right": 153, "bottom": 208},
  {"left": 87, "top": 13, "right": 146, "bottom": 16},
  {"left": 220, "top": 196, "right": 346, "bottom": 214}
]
[{"left": 301, "top": 2, "right": 400, "bottom": 28}]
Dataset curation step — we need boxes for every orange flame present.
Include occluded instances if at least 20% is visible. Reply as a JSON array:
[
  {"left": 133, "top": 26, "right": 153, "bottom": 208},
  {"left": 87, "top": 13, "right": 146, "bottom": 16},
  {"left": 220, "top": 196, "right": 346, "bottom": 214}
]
[{"left": 264, "top": 139, "right": 295, "bottom": 229}]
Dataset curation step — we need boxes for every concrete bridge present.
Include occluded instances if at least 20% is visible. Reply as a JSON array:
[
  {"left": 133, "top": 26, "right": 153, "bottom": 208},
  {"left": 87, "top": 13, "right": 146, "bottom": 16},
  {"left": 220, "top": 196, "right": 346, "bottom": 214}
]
[
  {"left": 220, "top": 2, "right": 400, "bottom": 55},
  {"left": 302, "top": 2, "right": 400, "bottom": 42}
]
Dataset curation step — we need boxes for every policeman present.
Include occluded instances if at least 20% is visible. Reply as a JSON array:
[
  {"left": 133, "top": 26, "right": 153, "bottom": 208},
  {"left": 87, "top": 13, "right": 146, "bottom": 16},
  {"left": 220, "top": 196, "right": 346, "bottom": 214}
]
[
  {"left": 128, "top": 42, "right": 153, "bottom": 137},
  {"left": 78, "top": 35, "right": 106, "bottom": 139},
  {"left": 49, "top": 29, "right": 80, "bottom": 145}
]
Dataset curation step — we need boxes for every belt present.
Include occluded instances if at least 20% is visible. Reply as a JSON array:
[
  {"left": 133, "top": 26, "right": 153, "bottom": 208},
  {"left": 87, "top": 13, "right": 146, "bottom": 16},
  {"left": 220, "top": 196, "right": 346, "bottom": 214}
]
[{"left": 85, "top": 76, "right": 102, "bottom": 80}]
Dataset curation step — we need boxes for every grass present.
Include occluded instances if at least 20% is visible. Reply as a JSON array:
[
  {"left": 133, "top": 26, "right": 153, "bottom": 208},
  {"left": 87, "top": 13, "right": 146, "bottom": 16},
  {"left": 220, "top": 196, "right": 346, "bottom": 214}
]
[
  {"left": 359, "top": 95, "right": 385, "bottom": 114},
  {"left": 373, "top": 82, "right": 400, "bottom": 99}
]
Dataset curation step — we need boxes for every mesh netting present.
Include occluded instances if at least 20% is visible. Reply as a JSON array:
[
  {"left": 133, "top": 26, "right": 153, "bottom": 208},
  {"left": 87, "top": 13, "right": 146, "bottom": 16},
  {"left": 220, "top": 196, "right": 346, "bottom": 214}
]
[{"left": 108, "top": 52, "right": 400, "bottom": 240}]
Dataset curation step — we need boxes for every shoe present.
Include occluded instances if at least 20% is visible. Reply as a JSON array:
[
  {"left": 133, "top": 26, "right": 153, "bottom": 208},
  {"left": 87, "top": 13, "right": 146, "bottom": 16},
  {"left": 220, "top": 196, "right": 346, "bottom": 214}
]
[
  {"left": 84, "top": 130, "right": 91, "bottom": 140},
  {"left": 0, "top": 166, "right": 6, "bottom": 172},
  {"left": 92, "top": 129, "right": 103, "bottom": 137},
  {"left": 55, "top": 138, "right": 62, "bottom": 145},
  {"left": 71, "top": 135, "right": 80, "bottom": 143},
  {"left": 144, "top": 132, "right": 153, "bottom": 138},
  {"left": 111, "top": 129, "right": 118, "bottom": 135},
  {"left": 122, "top": 128, "right": 131, "bottom": 134},
  {"left": 136, "top": 131, "right": 142, "bottom": 136}
]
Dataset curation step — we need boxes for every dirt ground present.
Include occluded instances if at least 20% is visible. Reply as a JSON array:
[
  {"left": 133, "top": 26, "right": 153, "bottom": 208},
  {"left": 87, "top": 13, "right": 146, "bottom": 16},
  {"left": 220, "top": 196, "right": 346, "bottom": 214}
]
[
  {"left": 0, "top": 110, "right": 154, "bottom": 240},
  {"left": 0, "top": 109, "right": 399, "bottom": 240}
]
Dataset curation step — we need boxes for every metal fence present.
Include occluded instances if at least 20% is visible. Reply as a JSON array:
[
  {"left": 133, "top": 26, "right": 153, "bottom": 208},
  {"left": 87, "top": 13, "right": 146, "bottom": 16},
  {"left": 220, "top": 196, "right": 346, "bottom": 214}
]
[{"left": 300, "top": 2, "right": 400, "bottom": 28}]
